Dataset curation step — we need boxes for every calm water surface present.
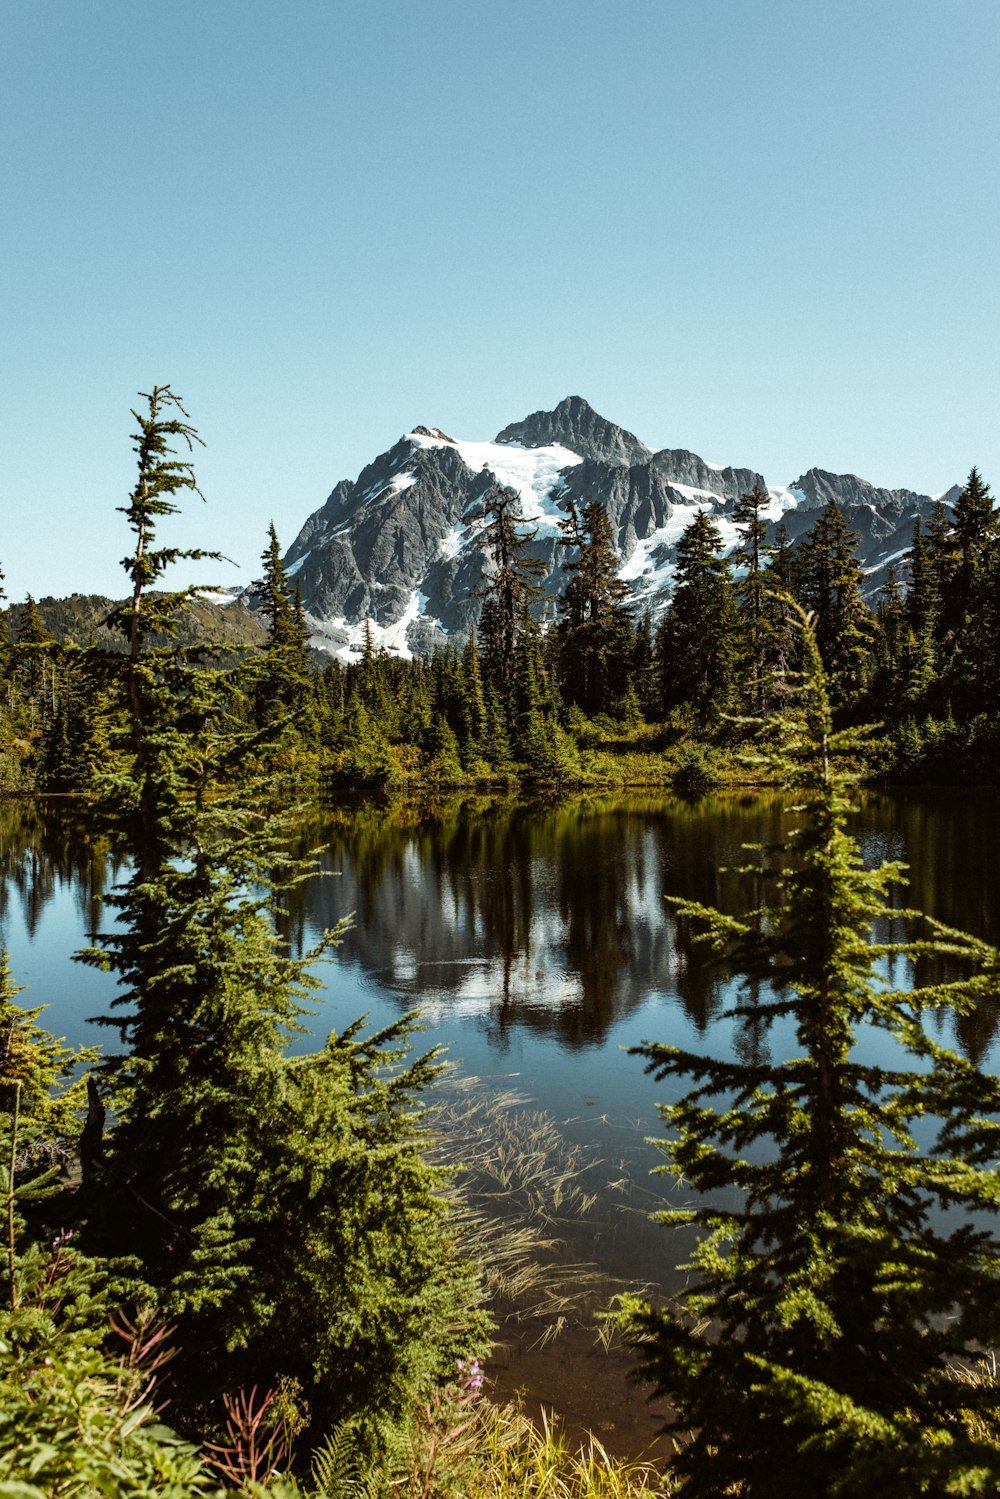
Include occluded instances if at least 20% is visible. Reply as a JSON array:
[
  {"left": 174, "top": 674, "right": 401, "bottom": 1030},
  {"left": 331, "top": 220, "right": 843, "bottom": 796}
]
[{"left": 3, "top": 789, "right": 999, "bottom": 1449}]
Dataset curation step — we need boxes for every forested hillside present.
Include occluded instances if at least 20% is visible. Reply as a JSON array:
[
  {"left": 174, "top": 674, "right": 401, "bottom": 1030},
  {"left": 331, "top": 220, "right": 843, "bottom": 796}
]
[{"left": 2, "top": 437, "right": 997, "bottom": 795}]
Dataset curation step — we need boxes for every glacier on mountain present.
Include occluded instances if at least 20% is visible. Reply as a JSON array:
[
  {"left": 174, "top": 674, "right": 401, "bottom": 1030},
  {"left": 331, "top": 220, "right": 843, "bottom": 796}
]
[{"left": 272, "top": 397, "right": 957, "bottom": 661}]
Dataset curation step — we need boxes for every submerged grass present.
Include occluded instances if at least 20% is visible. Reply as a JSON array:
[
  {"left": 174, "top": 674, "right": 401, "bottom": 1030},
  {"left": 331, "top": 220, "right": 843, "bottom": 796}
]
[
  {"left": 466, "top": 1405, "right": 673, "bottom": 1497},
  {"left": 430, "top": 1078, "right": 612, "bottom": 1334}
]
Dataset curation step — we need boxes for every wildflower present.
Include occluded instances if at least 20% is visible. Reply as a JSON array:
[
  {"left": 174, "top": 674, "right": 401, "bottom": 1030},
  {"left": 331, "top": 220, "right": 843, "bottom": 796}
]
[{"left": 459, "top": 1358, "right": 484, "bottom": 1393}]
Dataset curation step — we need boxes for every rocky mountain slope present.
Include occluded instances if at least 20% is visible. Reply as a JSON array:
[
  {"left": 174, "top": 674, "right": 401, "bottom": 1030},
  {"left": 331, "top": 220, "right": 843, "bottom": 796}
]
[{"left": 277, "top": 395, "right": 959, "bottom": 659}]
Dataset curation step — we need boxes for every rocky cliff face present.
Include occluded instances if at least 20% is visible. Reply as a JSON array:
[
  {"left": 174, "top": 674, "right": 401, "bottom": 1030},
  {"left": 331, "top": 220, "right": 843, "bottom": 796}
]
[
  {"left": 495, "top": 394, "right": 651, "bottom": 468},
  {"left": 275, "top": 396, "right": 959, "bottom": 658}
]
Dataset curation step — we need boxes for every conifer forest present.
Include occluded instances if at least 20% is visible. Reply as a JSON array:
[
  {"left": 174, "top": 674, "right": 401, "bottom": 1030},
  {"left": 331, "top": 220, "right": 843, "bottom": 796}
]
[{"left": 4, "top": 389, "right": 1000, "bottom": 1497}]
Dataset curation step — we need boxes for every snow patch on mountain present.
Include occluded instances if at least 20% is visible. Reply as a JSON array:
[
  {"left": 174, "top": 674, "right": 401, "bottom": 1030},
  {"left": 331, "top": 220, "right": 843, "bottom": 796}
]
[
  {"left": 765, "top": 484, "right": 810, "bottom": 520},
  {"left": 438, "top": 525, "right": 465, "bottom": 560},
  {"left": 303, "top": 589, "right": 431, "bottom": 662},
  {"left": 667, "top": 482, "right": 723, "bottom": 506},
  {"left": 408, "top": 430, "right": 583, "bottom": 533}
]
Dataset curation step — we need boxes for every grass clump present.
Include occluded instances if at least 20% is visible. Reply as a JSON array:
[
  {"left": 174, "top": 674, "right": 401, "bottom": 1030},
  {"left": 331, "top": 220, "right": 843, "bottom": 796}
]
[{"left": 314, "top": 1394, "right": 672, "bottom": 1498}]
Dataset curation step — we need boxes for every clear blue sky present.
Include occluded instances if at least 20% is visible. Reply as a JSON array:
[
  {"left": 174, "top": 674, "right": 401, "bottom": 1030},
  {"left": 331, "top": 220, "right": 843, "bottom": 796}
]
[{"left": 4, "top": 0, "right": 998, "bottom": 601}]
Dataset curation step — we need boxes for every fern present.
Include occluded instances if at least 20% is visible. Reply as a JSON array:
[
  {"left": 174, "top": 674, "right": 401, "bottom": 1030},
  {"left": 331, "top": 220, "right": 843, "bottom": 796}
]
[{"left": 309, "top": 1418, "right": 367, "bottom": 1498}]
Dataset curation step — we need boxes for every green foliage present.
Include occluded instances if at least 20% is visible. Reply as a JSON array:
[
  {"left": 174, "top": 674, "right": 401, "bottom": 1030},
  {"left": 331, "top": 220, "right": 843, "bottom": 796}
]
[
  {"left": 556, "top": 501, "right": 633, "bottom": 718},
  {"left": 0, "top": 946, "right": 96, "bottom": 1150},
  {"left": 250, "top": 524, "right": 314, "bottom": 739},
  {"left": 732, "top": 484, "right": 777, "bottom": 716},
  {"left": 658, "top": 511, "right": 738, "bottom": 727},
  {"left": 669, "top": 743, "right": 718, "bottom": 796},
  {"left": 796, "top": 498, "right": 875, "bottom": 702},
  {"left": 623, "top": 603, "right": 1000, "bottom": 1496},
  {"left": 474, "top": 484, "right": 548, "bottom": 705},
  {"left": 76, "top": 387, "right": 487, "bottom": 1442}
]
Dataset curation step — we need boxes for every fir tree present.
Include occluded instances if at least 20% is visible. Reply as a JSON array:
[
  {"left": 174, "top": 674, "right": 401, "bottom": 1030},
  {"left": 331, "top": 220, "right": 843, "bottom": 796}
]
[
  {"left": 555, "top": 500, "right": 632, "bottom": 717},
  {"left": 13, "top": 596, "right": 56, "bottom": 731},
  {"left": 659, "top": 511, "right": 738, "bottom": 726},
  {"left": 732, "top": 484, "right": 774, "bottom": 715},
  {"left": 80, "top": 388, "right": 485, "bottom": 1431},
  {"left": 796, "top": 498, "right": 875, "bottom": 702},
  {"left": 947, "top": 469, "right": 997, "bottom": 708},
  {"left": 251, "top": 522, "right": 312, "bottom": 730},
  {"left": 458, "top": 625, "right": 488, "bottom": 764},
  {"left": 952, "top": 466, "right": 997, "bottom": 615},
  {"left": 474, "top": 483, "right": 547, "bottom": 704},
  {"left": 871, "top": 565, "right": 907, "bottom": 713},
  {"left": 622, "top": 604, "right": 1000, "bottom": 1497}
]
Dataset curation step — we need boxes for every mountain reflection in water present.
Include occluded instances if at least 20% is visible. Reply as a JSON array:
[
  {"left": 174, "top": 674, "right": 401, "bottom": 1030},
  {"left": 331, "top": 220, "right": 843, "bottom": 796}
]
[
  {"left": 275, "top": 788, "right": 1000, "bottom": 1062},
  {"left": 3, "top": 789, "right": 1000, "bottom": 1067}
]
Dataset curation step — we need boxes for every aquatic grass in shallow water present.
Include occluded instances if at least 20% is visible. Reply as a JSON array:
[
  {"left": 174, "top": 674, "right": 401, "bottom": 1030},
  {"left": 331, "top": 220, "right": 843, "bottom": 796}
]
[
  {"left": 467, "top": 1405, "right": 672, "bottom": 1497},
  {"left": 429, "top": 1078, "right": 612, "bottom": 1333}
]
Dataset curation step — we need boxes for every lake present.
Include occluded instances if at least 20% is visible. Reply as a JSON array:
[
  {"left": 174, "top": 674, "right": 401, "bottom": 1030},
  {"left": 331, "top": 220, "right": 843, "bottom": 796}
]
[{"left": 3, "top": 787, "right": 999, "bottom": 1452}]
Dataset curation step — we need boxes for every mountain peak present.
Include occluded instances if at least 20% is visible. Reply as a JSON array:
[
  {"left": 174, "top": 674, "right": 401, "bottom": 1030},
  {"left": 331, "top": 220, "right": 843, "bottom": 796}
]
[{"left": 494, "top": 396, "right": 652, "bottom": 468}]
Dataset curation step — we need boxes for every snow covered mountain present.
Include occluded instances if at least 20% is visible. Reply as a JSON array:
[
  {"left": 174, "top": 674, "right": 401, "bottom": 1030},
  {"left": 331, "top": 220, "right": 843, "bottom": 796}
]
[{"left": 278, "top": 395, "right": 959, "bottom": 660}]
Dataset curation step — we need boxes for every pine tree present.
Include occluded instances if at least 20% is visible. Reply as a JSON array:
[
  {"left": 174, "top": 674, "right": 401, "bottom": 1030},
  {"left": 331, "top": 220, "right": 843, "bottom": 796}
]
[
  {"left": 80, "top": 388, "right": 486, "bottom": 1430},
  {"left": 871, "top": 565, "right": 907, "bottom": 713},
  {"left": 511, "top": 612, "right": 576, "bottom": 781},
  {"left": 458, "top": 625, "right": 488, "bottom": 764},
  {"left": 622, "top": 604, "right": 1000, "bottom": 1497},
  {"left": 0, "top": 563, "right": 7, "bottom": 679},
  {"left": 555, "top": 500, "right": 632, "bottom": 718},
  {"left": 13, "top": 596, "right": 56, "bottom": 732},
  {"left": 796, "top": 499, "right": 875, "bottom": 702},
  {"left": 732, "top": 485, "right": 775, "bottom": 715},
  {"left": 952, "top": 467, "right": 997, "bottom": 614},
  {"left": 659, "top": 511, "right": 738, "bottom": 726},
  {"left": 947, "top": 469, "right": 997, "bottom": 708},
  {"left": 474, "top": 483, "right": 547, "bottom": 705},
  {"left": 251, "top": 523, "right": 312, "bottom": 731}
]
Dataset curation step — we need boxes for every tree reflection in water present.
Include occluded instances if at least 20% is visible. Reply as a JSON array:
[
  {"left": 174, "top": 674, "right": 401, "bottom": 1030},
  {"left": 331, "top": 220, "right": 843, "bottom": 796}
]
[{"left": 2, "top": 788, "right": 999, "bottom": 1065}]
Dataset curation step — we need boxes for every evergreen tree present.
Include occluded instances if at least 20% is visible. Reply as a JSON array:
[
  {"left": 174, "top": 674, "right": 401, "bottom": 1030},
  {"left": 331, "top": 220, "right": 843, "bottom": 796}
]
[
  {"left": 947, "top": 469, "right": 997, "bottom": 707},
  {"left": 0, "top": 564, "right": 9, "bottom": 692},
  {"left": 870, "top": 565, "right": 907, "bottom": 713},
  {"left": 732, "top": 484, "right": 773, "bottom": 714},
  {"left": 511, "top": 612, "right": 576, "bottom": 780},
  {"left": 902, "top": 515, "right": 939, "bottom": 701},
  {"left": 474, "top": 483, "right": 547, "bottom": 704},
  {"left": 761, "top": 523, "right": 801, "bottom": 693},
  {"left": 952, "top": 466, "right": 997, "bottom": 615},
  {"left": 796, "top": 499, "right": 875, "bottom": 702},
  {"left": 13, "top": 596, "right": 56, "bottom": 731},
  {"left": 80, "top": 388, "right": 485, "bottom": 1432},
  {"left": 458, "top": 625, "right": 488, "bottom": 764},
  {"left": 628, "top": 610, "right": 658, "bottom": 721},
  {"left": 555, "top": 500, "right": 632, "bottom": 718},
  {"left": 659, "top": 511, "right": 738, "bottom": 726},
  {"left": 251, "top": 523, "right": 312, "bottom": 730},
  {"left": 622, "top": 605, "right": 1000, "bottom": 1497}
]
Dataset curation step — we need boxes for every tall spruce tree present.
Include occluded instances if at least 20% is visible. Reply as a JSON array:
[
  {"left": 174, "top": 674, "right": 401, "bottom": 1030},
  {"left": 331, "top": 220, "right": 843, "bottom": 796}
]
[
  {"left": 796, "top": 499, "right": 875, "bottom": 702},
  {"left": 251, "top": 522, "right": 312, "bottom": 731},
  {"left": 732, "top": 484, "right": 774, "bottom": 715},
  {"left": 474, "top": 483, "right": 547, "bottom": 705},
  {"left": 622, "top": 603, "right": 1000, "bottom": 1497},
  {"left": 81, "top": 388, "right": 486, "bottom": 1432},
  {"left": 13, "top": 597, "right": 56, "bottom": 732},
  {"left": 555, "top": 500, "right": 632, "bottom": 717},
  {"left": 947, "top": 468, "right": 997, "bottom": 708},
  {"left": 659, "top": 510, "right": 738, "bottom": 726}
]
